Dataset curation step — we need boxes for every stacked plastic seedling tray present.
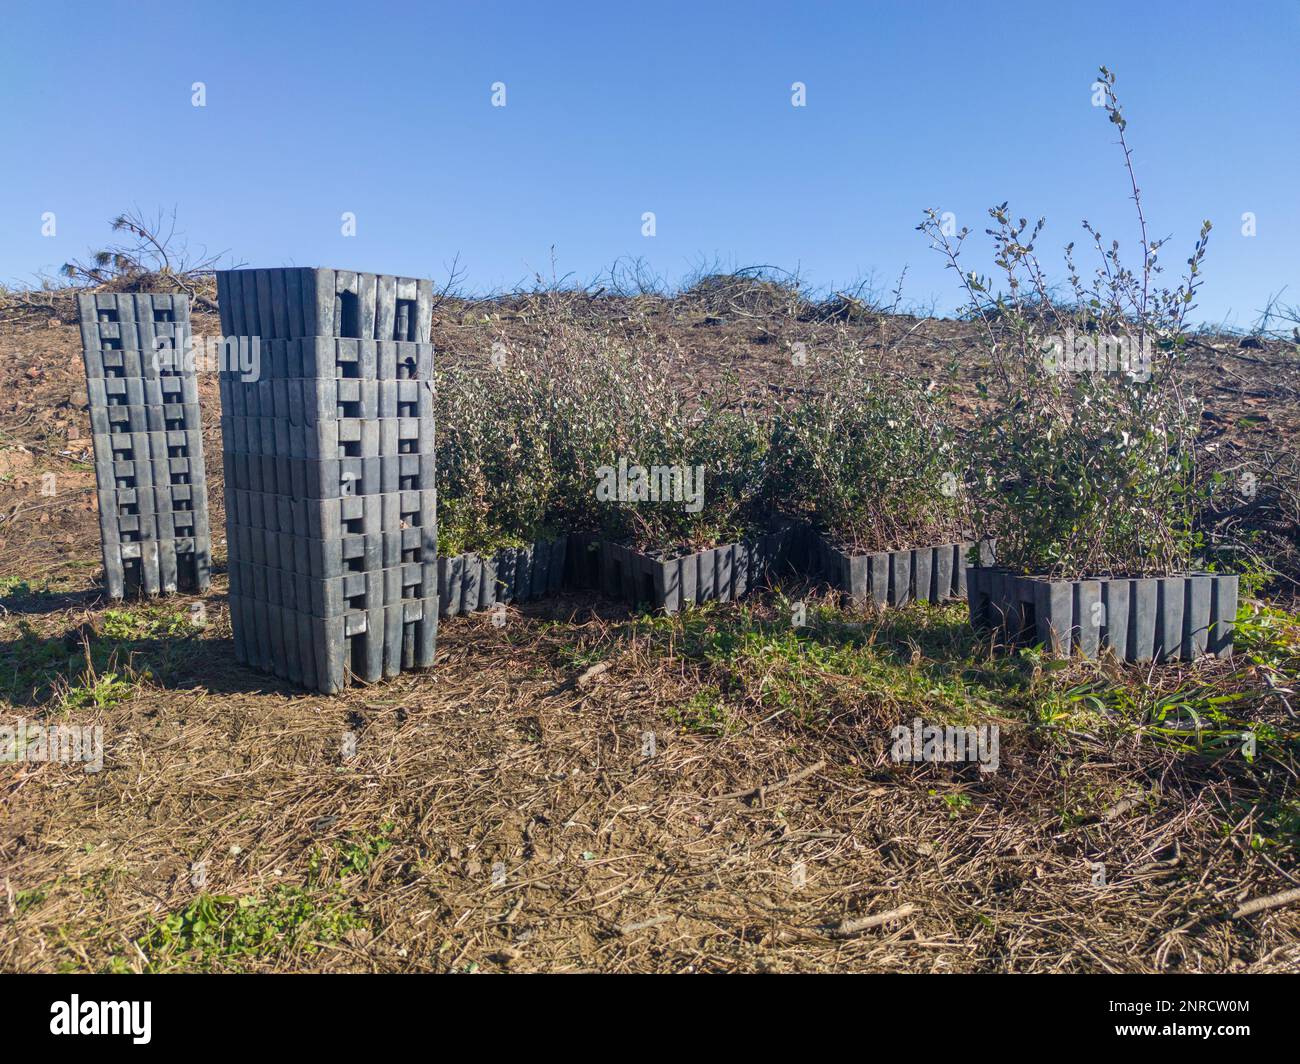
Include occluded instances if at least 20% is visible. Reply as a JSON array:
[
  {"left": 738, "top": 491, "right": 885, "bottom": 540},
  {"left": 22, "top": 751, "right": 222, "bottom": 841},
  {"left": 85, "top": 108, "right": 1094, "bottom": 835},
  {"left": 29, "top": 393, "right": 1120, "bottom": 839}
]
[
  {"left": 79, "top": 292, "right": 213, "bottom": 599},
  {"left": 215, "top": 268, "right": 438, "bottom": 693}
]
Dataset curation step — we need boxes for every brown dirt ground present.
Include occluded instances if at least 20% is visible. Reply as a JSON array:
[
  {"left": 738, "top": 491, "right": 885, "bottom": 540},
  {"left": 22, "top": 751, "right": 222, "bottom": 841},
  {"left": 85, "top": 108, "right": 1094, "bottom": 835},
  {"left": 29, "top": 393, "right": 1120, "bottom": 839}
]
[{"left": 1, "top": 293, "right": 1297, "bottom": 973}]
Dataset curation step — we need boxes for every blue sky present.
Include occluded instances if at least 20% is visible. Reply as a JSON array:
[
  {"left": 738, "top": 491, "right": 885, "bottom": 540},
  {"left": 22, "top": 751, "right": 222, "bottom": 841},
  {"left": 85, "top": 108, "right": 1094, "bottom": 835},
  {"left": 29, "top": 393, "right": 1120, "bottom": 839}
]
[{"left": 1, "top": 0, "right": 1296, "bottom": 327}]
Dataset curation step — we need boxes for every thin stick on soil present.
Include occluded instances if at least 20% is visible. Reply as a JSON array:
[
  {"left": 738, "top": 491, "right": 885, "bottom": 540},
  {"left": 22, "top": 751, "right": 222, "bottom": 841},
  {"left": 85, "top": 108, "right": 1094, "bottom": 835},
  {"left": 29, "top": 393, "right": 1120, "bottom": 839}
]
[
  {"left": 830, "top": 903, "right": 918, "bottom": 937},
  {"left": 712, "top": 759, "right": 827, "bottom": 802},
  {"left": 1231, "top": 887, "right": 1300, "bottom": 920}
]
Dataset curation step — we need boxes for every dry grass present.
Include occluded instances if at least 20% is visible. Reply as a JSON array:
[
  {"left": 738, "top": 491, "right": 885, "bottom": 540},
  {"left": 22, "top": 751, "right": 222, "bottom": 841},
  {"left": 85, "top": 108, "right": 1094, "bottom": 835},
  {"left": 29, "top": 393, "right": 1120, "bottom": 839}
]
[
  {"left": 1, "top": 288, "right": 1298, "bottom": 973},
  {"left": 2, "top": 583, "right": 1298, "bottom": 973}
]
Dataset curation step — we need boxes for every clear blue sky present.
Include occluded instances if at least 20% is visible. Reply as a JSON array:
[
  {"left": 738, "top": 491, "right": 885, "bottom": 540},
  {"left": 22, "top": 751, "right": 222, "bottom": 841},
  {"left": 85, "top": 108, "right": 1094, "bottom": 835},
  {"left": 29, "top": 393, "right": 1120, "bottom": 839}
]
[{"left": 1, "top": 0, "right": 1296, "bottom": 327}]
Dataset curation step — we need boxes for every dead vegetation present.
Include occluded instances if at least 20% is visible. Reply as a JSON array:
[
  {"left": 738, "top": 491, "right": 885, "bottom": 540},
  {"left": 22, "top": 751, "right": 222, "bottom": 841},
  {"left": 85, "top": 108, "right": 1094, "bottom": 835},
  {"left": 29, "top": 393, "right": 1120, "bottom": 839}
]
[
  {"left": 2, "top": 589, "right": 1297, "bottom": 973},
  {"left": 1, "top": 271, "right": 1298, "bottom": 973}
]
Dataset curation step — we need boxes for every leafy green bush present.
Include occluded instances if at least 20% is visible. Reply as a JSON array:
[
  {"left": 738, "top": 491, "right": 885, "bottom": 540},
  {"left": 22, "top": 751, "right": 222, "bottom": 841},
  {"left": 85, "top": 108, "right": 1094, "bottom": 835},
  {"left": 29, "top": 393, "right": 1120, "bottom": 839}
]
[
  {"left": 436, "top": 327, "right": 770, "bottom": 555},
  {"left": 536, "top": 330, "right": 666, "bottom": 536},
  {"left": 766, "top": 350, "right": 967, "bottom": 552},
  {"left": 601, "top": 398, "right": 769, "bottom": 552},
  {"left": 527, "top": 327, "right": 769, "bottom": 550},
  {"left": 918, "top": 67, "right": 1212, "bottom": 579},
  {"left": 434, "top": 360, "right": 556, "bottom": 556}
]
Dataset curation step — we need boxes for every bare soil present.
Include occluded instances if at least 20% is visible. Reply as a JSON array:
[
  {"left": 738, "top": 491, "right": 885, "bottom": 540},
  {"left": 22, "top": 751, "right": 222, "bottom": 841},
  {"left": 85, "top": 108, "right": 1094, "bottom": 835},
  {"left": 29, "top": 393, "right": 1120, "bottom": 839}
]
[{"left": 1, "top": 291, "right": 1297, "bottom": 973}]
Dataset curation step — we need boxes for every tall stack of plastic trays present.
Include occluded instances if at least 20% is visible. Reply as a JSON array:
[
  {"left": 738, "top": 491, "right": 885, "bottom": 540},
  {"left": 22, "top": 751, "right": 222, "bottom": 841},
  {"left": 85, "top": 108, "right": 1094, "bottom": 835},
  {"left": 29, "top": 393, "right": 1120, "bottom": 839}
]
[
  {"left": 214, "top": 268, "right": 438, "bottom": 694},
  {"left": 79, "top": 292, "right": 212, "bottom": 599}
]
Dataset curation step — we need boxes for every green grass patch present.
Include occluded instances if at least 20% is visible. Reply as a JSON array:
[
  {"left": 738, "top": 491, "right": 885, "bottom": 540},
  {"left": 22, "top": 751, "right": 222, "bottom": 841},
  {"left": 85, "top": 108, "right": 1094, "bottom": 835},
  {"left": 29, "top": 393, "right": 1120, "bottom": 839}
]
[
  {"left": 101, "top": 605, "right": 200, "bottom": 641},
  {"left": 645, "top": 599, "right": 1023, "bottom": 732},
  {"left": 130, "top": 886, "right": 368, "bottom": 973},
  {"left": 639, "top": 595, "right": 1300, "bottom": 765},
  {"left": 124, "top": 825, "right": 399, "bottom": 971},
  {"left": 60, "top": 671, "right": 134, "bottom": 712},
  {"left": 0, "top": 577, "right": 54, "bottom": 600},
  {"left": 2, "top": 602, "right": 206, "bottom": 707},
  {"left": 0, "top": 621, "right": 84, "bottom": 704},
  {"left": 331, "top": 823, "right": 396, "bottom": 879},
  {"left": 667, "top": 685, "right": 735, "bottom": 735}
]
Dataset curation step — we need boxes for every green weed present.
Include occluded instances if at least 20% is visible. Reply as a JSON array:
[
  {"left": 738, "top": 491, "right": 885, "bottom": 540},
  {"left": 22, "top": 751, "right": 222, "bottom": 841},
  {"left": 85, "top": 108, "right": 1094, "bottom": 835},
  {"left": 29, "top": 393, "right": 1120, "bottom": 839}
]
[
  {"left": 61, "top": 671, "right": 133, "bottom": 711},
  {"left": 101, "top": 605, "right": 199, "bottom": 641},
  {"left": 132, "top": 887, "right": 368, "bottom": 972}
]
